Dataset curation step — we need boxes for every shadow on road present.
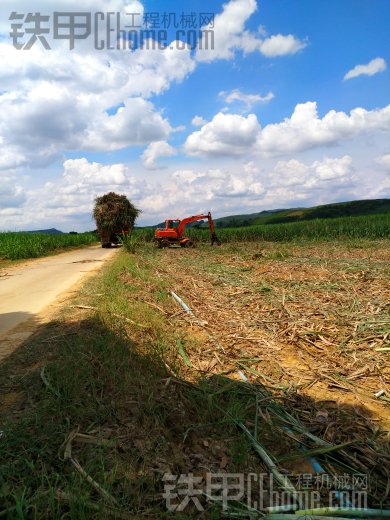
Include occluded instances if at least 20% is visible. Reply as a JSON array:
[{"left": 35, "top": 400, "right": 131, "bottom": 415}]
[{"left": 0, "top": 311, "right": 35, "bottom": 337}]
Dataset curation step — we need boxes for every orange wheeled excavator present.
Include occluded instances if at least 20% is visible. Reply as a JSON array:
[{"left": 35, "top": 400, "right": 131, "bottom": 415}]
[{"left": 154, "top": 212, "right": 221, "bottom": 248}]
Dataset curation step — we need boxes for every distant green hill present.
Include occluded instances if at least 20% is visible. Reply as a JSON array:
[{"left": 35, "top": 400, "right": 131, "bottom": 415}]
[
  {"left": 199, "top": 208, "right": 303, "bottom": 228},
  {"left": 25, "top": 228, "right": 65, "bottom": 235},
  {"left": 252, "top": 199, "right": 390, "bottom": 226}
]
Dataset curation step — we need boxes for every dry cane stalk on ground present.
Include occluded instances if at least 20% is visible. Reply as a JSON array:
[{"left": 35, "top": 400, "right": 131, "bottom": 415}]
[{"left": 2, "top": 239, "right": 390, "bottom": 518}]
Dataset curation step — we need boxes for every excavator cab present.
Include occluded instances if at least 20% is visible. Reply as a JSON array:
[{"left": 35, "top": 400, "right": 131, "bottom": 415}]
[{"left": 168, "top": 220, "right": 180, "bottom": 230}]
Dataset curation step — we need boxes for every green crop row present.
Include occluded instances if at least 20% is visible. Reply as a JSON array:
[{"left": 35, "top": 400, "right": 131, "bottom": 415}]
[
  {"left": 134, "top": 212, "right": 390, "bottom": 244},
  {"left": 0, "top": 232, "right": 98, "bottom": 260}
]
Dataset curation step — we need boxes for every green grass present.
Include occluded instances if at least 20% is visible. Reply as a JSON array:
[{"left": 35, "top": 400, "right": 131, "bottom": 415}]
[
  {"left": 133, "top": 212, "right": 390, "bottom": 244},
  {"left": 118, "top": 232, "right": 139, "bottom": 254},
  {"left": 0, "top": 232, "right": 98, "bottom": 261}
]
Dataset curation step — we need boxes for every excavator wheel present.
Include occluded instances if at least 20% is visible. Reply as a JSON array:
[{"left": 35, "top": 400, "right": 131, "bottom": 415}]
[
  {"left": 161, "top": 240, "right": 170, "bottom": 248},
  {"left": 185, "top": 239, "right": 195, "bottom": 248}
]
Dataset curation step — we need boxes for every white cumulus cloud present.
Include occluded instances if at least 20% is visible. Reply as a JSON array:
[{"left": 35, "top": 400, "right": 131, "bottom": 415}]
[
  {"left": 191, "top": 116, "right": 208, "bottom": 126},
  {"left": 171, "top": 170, "right": 204, "bottom": 184},
  {"left": 141, "top": 141, "right": 178, "bottom": 170},
  {"left": 63, "top": 158, "right": 129, "bottom": 186},
  {"left": 269, "top": 156, "right": 355, "bottom": 192},
  {"left": 374, "top": 153, "right": 390, "bottom": 171},
  {"left": 184, "top": 112, "right": 259, "bottom": 158},
  {"left": 183, "top": 102, "right": 390, "bottom": 159},
  {"left": 0, "top": 10, "right": 195, "bottom": 168},
  {"left": 0, "top": 0, "right": 310, "bottom": 175},
  {"left": 312, "top": 155, "right": 353, "bottom": 181},
  {"left": 221, "top": 89, "right": 274, "bottom": 110},
  {"left": 0, "top": 174, "right": 27, "bottom": 210},
  {"left": 344, "top": 58, "right": 387, "bottom": 80},
  {"left": 171, "top": 166, "right": 265, "bottom": 200},
  {"left": 0, "top": 156, "right": 153, "bottom": 229},
  {"left": 243, "top": 161, "right": 259, "bottom": 174},
  {"left": 257, "top": 34, "right": 307, "bottom": 57},
  {"left": 168, "top": 156, "right": 354, "bottom": 207},
  {"left": 195, "top": 0, "right": 307, "bottom": 62},
  {"left": 0, "top": 154, "right": 366, "bottom": 231}
]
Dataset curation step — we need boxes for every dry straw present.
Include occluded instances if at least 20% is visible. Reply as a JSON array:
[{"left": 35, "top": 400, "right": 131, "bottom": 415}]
[{"left": 92, "top": 192, "right": 141, "bottom": 235}]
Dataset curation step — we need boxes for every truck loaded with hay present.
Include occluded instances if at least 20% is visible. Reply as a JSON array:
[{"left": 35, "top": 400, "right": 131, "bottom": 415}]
[{"left": 93, "top": 192, "right": 141, "bottom": 248}]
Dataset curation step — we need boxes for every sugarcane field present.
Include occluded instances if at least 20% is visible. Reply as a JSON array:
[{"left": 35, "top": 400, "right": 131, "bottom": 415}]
[{"left": 1, "top": 0, "right": 389, "bottom": 517}]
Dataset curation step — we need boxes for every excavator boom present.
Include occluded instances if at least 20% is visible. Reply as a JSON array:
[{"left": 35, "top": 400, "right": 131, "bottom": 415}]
[{"left": 177, "top": 213, "right": 212, "bottom": 235}]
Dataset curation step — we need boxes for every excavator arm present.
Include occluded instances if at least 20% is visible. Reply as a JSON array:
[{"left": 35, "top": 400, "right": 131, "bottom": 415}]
[
  {"left": 177, "top": 212, "right": 221, "bottom": 245},
  {"left": 177, "top": 213, "right": 207, "bottom": 235}
]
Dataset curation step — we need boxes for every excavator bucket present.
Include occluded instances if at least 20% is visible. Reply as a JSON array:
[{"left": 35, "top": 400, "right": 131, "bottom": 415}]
[{"left": 211, "top": 233, "right": 221, "bottom": 246}]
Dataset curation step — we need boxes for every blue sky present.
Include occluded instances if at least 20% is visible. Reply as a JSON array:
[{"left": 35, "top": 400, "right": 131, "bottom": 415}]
[{"left": 0, "top": 0, "right": 389, "bottom": 231}]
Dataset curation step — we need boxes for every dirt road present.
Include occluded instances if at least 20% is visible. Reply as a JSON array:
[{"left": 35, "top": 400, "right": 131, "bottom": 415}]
[{"left": 0, "top": 245, "right": 118, "bottom": 361}]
